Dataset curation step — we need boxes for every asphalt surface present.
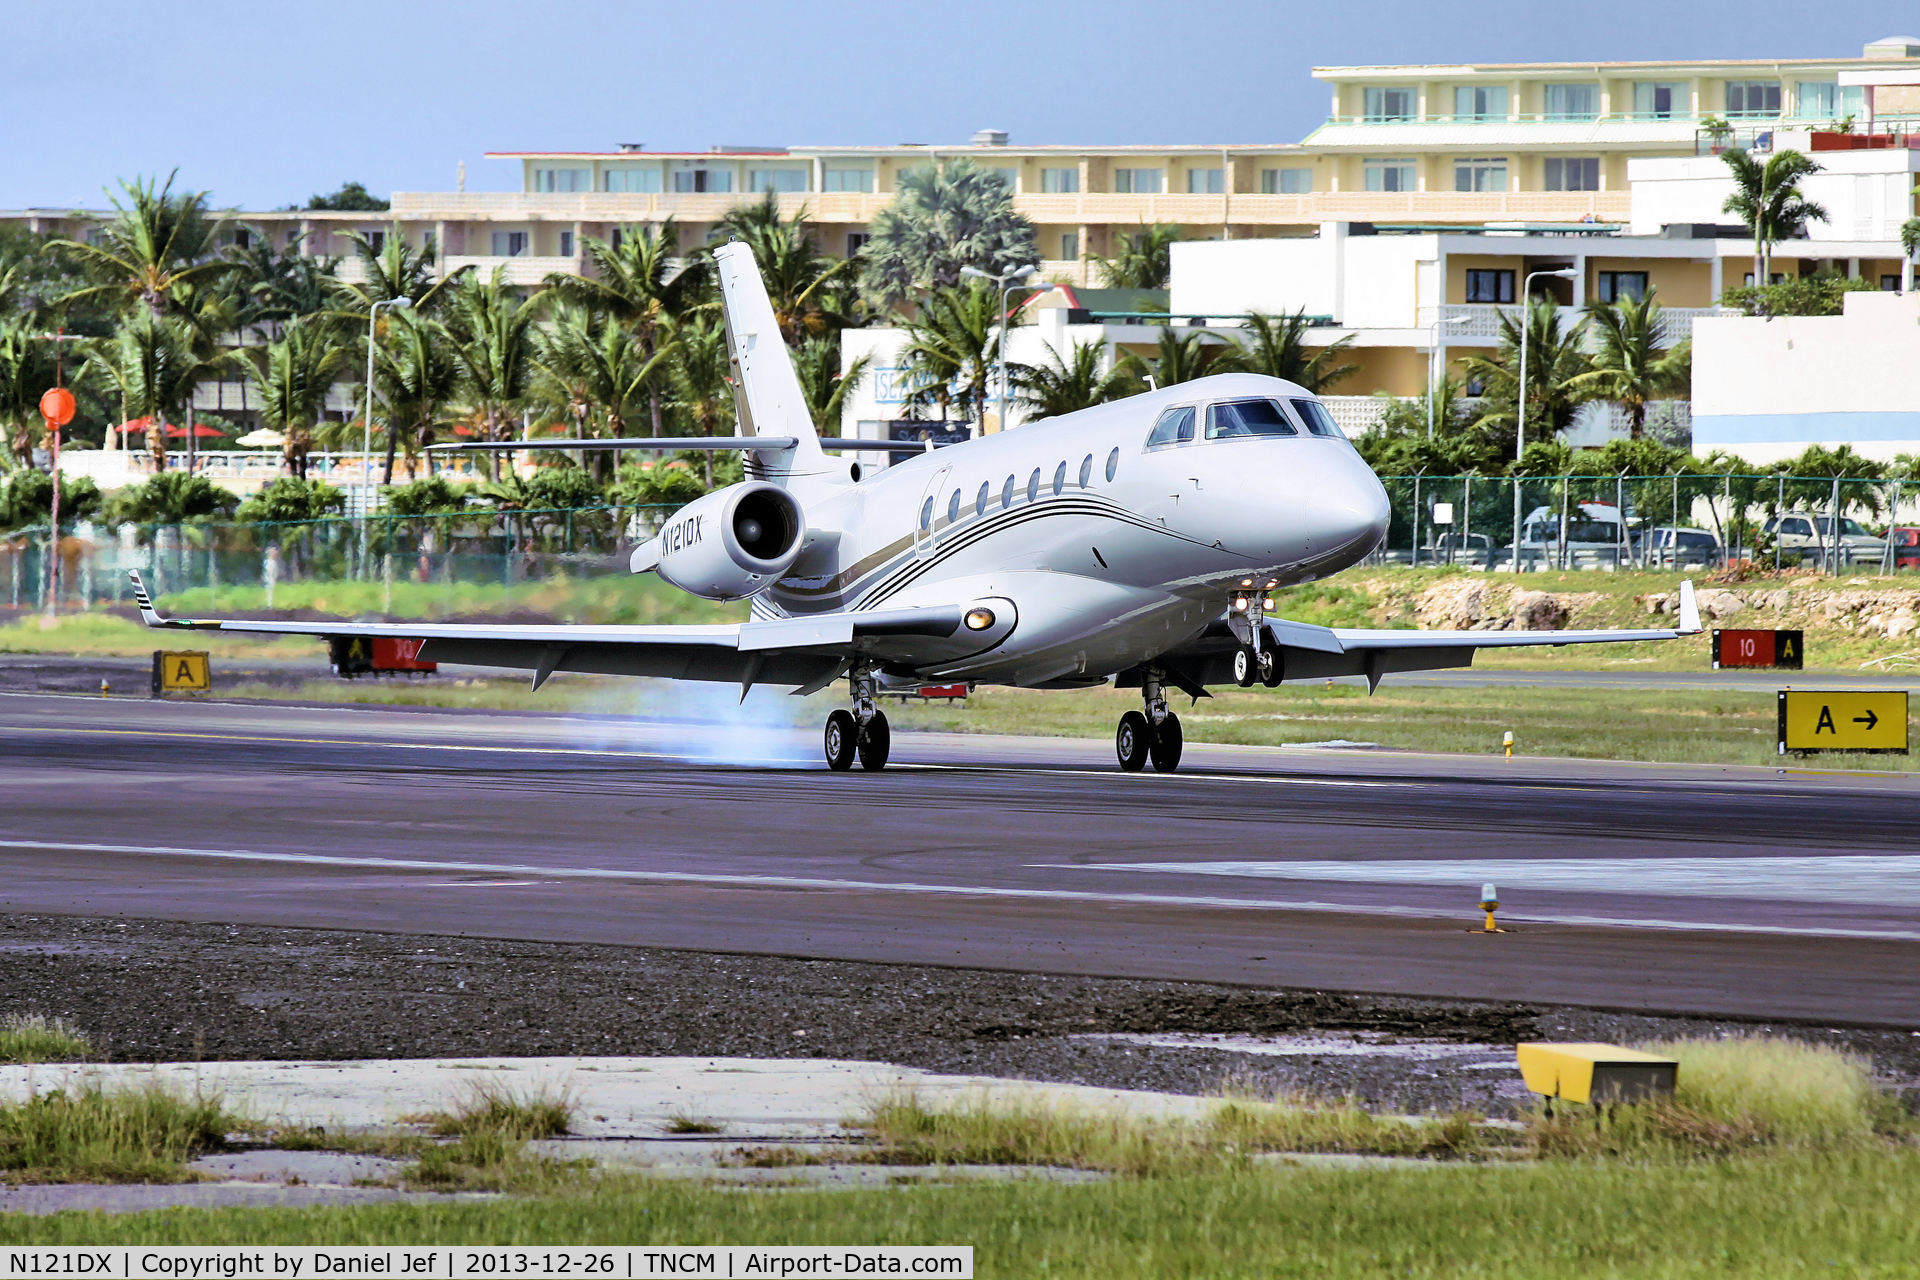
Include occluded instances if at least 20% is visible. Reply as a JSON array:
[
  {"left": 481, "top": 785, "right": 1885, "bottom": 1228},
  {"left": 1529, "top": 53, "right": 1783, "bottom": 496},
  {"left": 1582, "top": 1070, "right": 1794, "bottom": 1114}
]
[{"left": 1, "top": 690, "right": 1917, "bottom": 1026}]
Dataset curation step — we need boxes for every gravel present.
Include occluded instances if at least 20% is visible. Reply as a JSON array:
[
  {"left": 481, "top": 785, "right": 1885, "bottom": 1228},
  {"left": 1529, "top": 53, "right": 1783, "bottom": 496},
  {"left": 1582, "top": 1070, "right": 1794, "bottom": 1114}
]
[{"left": 2, "top": 913, "right": 1916, "bottom": 1117}]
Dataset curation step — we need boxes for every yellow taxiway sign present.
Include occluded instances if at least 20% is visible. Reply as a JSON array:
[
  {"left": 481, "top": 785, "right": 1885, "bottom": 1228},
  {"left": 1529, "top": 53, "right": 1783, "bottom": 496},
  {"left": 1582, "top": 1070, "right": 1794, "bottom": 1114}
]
[
  {"left": 1777, "top": 689, "right": 1908, "bottom": 754},
  {"left": 151, "top": 650, "right": 212, "bottom": 696}
]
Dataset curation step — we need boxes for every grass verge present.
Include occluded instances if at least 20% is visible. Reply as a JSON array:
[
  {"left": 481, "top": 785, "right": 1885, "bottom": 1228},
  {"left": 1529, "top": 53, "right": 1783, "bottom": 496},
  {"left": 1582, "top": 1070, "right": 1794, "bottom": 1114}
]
[
  {"left": 0, "top": 1015, "right": 92, "bottom": 1064},
  {"left": 400, "top": 1081, "right": 585, "bottom": 1192},
  {"left": 0, "top": 1079, "right": 237, "bottom": 1183}
]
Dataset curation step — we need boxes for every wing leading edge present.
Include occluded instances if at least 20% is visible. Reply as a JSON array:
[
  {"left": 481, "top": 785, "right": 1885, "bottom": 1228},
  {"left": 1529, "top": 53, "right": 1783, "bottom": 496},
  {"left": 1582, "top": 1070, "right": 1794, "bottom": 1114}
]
[{"left": 126, "top": 571, "right": 957, "bottom": 693}]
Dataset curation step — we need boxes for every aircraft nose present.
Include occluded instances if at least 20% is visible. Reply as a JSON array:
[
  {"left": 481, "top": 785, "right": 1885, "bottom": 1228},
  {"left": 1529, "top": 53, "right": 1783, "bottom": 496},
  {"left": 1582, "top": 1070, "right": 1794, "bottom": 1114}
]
[{"left": 1332, "top": 461, "right": 1391, "bottom": 554}]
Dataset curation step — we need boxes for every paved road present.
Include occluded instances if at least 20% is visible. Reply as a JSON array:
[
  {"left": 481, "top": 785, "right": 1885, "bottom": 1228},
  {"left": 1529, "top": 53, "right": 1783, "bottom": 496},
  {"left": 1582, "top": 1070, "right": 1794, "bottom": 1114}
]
[{"left": 1, "top": 691, "right": 1916, "bottom": 1025}]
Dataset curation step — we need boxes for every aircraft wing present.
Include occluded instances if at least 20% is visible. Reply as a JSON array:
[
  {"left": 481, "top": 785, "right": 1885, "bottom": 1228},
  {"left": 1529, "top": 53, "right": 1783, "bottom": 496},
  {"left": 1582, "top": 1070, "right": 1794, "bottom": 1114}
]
[
  {"left": 126, "top": 572, "right": 956, "bottom": 694},
  {"left": 1162, "top": 581, "right": 1701, "bottom": 692}
]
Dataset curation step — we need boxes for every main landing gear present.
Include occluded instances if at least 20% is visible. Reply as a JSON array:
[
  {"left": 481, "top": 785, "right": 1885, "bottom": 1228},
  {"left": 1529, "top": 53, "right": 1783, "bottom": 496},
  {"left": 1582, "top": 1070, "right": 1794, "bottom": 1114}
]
[
  {"left": 824, "top": 665, "right": 890, "bottom": 771},
  {"left": 1116, "top": 669, "right": 1183, "bottom": 773}
]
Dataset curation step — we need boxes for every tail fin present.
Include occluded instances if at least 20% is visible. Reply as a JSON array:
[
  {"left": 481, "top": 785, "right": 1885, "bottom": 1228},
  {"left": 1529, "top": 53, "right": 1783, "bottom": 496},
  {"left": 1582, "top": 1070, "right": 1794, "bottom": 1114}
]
[{"left": 714, "top": 241, "right": 838, "bottom": 487}]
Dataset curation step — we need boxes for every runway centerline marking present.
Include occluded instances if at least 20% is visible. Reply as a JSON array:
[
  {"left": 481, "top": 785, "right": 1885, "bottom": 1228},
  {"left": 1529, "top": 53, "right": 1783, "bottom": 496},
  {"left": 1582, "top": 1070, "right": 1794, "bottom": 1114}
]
[
  {"left": 1074, "top": 855, "right": 1920, "bottom": 908},
  {"left": 0, "top": 837, "right": 1911, "bottom": 941}
]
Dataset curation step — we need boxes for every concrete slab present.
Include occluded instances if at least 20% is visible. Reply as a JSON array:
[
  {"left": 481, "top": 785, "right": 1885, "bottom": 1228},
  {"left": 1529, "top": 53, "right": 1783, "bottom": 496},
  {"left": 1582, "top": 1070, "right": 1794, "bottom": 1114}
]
[
  {"left": 0, "top": 1185, "right": 496, "bottom": 1217},
  {"left": 187, "top": 1150, "right": 407, "bottom": 1184}
]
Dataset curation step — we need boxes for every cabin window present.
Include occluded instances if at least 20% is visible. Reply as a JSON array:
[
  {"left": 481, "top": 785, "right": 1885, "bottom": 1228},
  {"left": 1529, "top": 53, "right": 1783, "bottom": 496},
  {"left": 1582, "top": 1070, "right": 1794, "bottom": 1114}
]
[
  {"left": 1052, "top": 461, "right": 1067, "bottom": 495},
  {"left": 1290, "top": 398, "right": 1346, "bottom": 438},
  {"left": 919, "top": 496, "right": 933, "bottom": 530},
  {"left": 1027, "top": 468, "right": 1042, "bottom": 502},
  {"left": 1105, "top": 448, "right": 1120, "bottom": 482},
  {"left": 947, "top": 490, "right": 961, "bottom": 524},
  {"left": 1206, "top": 399, "right": 1298, "bottom": 439},
  {"left": 975, "top": 481, "right": 990, "bottom": 516},
  {"left": 1002, "top": 475, "right": 1015, "bottom": 508},
  {"left": 1079, "top": 454, "right": 1094, "bottom": 487},
  {"left": 1146, "top": 405, "right": 1196, "bottom": 449}
]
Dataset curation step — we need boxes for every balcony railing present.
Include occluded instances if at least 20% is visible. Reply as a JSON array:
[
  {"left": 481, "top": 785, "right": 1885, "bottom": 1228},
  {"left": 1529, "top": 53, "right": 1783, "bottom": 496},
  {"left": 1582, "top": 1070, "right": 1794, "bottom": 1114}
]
[{"left": 1436, "top": 302, "right": 1720, "bottom": 345}]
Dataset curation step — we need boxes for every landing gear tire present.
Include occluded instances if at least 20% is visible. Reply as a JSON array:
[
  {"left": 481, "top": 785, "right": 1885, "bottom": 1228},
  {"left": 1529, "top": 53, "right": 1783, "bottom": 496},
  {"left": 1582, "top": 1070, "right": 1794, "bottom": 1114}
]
[
  {"left": 857, "top": 710, "right": 891, "bottom": 771},
  {"left": 1259, "top": 649, "right": 1282, "bottom": 688},
  {"left": 1148, "top": 712, "right": 1184, "bottom": 773},
  {"left": 824, "top": 709, "right": 858, "bottom": 771},
  {"left": 1116, "top": 711, "right": 1151, "bottom": 772},
  {"left": 1232, "top": 645, "right": 1256, "bottom": 688}
]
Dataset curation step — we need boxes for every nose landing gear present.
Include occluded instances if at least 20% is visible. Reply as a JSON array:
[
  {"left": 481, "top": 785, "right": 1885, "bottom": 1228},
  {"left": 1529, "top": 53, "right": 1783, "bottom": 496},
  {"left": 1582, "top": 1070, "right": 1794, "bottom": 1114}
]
[
  {"left": 1115, "top": 668, "right": 1183, "bottom": 773},
  {"left": 1232, "top": 592, "right": 1284, "bottom": 689},
  {"left": 825, "top": 665, "right": 890, "bottom": 771}
]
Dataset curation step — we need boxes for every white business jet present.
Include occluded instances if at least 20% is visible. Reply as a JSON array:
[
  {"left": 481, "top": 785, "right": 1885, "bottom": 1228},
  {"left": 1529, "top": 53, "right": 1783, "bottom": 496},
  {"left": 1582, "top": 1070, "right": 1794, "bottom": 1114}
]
[{"left": 130, "top": 242, "right": 1701, "bottom": 772}]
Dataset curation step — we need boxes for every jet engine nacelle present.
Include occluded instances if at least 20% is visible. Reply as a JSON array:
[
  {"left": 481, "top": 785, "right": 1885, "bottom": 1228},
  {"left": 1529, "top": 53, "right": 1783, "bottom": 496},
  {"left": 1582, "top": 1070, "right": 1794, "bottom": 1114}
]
[{"left": 647, "top": 481, "right": 807, "bottom": 601}]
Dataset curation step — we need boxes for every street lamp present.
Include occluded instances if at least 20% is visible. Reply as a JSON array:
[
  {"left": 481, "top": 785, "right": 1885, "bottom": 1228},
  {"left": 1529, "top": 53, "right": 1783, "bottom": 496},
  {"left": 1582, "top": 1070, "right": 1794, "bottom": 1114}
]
[
  {"left": 960, "top": 264, "right": 1048, "bottom": 434},
  {"left": 1511, "top": 267, "right": 1577, "bottom": 574},
  {"left": 362, "top": 296, "right": 412, "bottom": 519},
  {"left": 1427, "top": 313, "right": 1470, "bottom": 438}
]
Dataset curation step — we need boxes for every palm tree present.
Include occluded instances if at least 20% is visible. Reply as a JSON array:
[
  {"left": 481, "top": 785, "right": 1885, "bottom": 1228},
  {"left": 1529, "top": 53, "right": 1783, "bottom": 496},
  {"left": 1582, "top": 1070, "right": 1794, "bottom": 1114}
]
[
  {"left": 665, "top": 313, "right": 734, "bottom": 486},
  {"left": 533, "top": 304, "right": 678, "bottom": 480},
  {"left": 1216, "top": 311, "right": 1358, "bottom": 392},
  {"left": 895, "top": 279, "right": 1003, "bottom": 424},
  {"left": 227, "top": 230, "right": 340, "bottom": 335},
  {"left": 543, "top": 220, "right": 707, "bottom": 437},
  {"left": 85, "top": 310, "right": 235, "bottom": 471},
  {"left": 790, "top": 338, "right": 870, "bottom": 434},
  {"left": 374, "top": 310, "right": 464, "bottom": 483},
  {"left": 859, "top": 160, "right": 1039, "bottom": 309},
  {"left": 714, "top": 191, "right": 854, "bottom": 343},
  {"left": 445, "top": 269, "right": 537, "bottom": 475},
  {"left": 49, "top": 172, "right": 229, "bottom": 315},
  {"left": 1459, "top": 300, "right": 1593, "bottom": 456},
  {"left": 1720, "top": 148, "right": 1828, "bottom": 294},
  {"left": 1089, "top": 223, "right": 1184, "bottom": 290},
  {"left": 331, "top": 226, "right": 467, "bottom": 316},
  {"left": 1569, "top": 289, "right": 1693, "bottom": 440},
  {"left": 1013, "top": 340, "right": 1141, "bottom": 421},
  {"left": 1901, "top": 217, "right": 1920, "bottom": 294},
  {"left": 0, "top": 320, "right": 60, "bottom": 469},
  {"left": 247, "top": 317, "right": 353, "bottom": 480},
  {"left": 1120, "top": 328, "right": 1233, "bottom": 389}
]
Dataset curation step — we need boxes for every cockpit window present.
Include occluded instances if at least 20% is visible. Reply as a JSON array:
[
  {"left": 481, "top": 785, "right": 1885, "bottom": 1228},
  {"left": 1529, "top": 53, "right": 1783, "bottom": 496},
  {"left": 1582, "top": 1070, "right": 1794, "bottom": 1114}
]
[
  {"left": 1289, "top": 397, "right": 1346, "bottom": 439},
  {"left": 1206, "top": 399, "right": 1298, "bottom": 439},
  {"left": 1146, "top": 405, "right": 1196, "bottom": 449}
]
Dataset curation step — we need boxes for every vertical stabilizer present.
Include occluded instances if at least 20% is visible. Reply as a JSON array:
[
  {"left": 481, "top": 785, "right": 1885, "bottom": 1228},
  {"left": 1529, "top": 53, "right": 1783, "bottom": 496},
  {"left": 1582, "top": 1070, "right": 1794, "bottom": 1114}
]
[{"left": 714, "top": 241, "right": 837, "bottom": 486}]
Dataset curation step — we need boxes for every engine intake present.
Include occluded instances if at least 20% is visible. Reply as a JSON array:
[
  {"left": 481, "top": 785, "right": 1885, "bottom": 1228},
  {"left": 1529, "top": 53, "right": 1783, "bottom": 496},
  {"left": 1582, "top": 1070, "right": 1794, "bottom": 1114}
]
[{"left": 649, "top": 481, "right": 807, "bottom": 601}]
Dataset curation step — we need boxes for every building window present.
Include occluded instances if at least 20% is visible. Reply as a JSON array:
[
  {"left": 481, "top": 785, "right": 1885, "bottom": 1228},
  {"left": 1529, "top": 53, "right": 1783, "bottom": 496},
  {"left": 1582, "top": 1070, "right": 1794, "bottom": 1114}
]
[
  {"left": 1113, "top": 168, "right": 1164, "bottom": 193},
  {"left": 845, "top": 232, "right": 870, "bottom": 256},
  {"left": 1726, "top": 81, "right": 1781, "bottom": 116},
  {"left": 985, "top": 167, "right": 1018, "bottom": 191},
  {"left": 1544, "top": 156, "right": 1601, "bottom": 191},
  {"left": 671, "top": 168, "right": 733, "bottom": 193},
  {"left": 1596, "top": 271, "right": 1648, "bottom": 303},
  {"left": 558, "top": 230, "right": 574, "bottom": 257},
  {"left": 1632, "top": 82, "right": 1686, "bottom": 119},
  {"left": 1041, "top": 167, "right": 1079, "bottom": 193},
  {"left": 364, "top": 230, "right": 386, "bottom": 254},
  {"left": 1362, "top": 158, "right": 1416, "bottom": 192},
  {"left": 748, "top": 169, "right": 807, "bottom": 193},
  {"left": 490, "top": 231, "right": 528, "bottom": 257},
  {"left": 1882, "top": 274, "right": 1902, "bottom": 292},
  {"left": 822, "top": 168, "right": 875, "bottom": 193},
  {"left": 1453, "top": 157, "right": 1507, "bottom": 193},
  {"left": 534, "top": 168, "right": 590, "bottom": 193},
  {"left": 423, "top": 229, "right": 436, "bottom": 252},
  {"left": 1363, "top": 87, "right": 1415, "bottom": 121},
  {"left": 603, "top": 168, "right": 662, "bottom": 193},
  {"left": 1452, "top": 85, "right": 1508, "bottom": 120},
  {"left": 229, "top": 227, "right": 252, "bottom": 250},
  {"left": 1261, "top": 168, "right": 1312, "bottom": 194},
  {"left": 1543, "top": 83, "right": 1598, "bottom": 120},
  {"left": 1186, "top": 167, "right": 1224, "bottom": 194},
  {"left": 1795, "top": 81, "right": 1865, "bottom": 120},
  {"left": 1060, "top": 232, "right": 1079, "bottom": 260},
  {"left": 1465, "top": 269, "right": 1515, "bottom": 303}
]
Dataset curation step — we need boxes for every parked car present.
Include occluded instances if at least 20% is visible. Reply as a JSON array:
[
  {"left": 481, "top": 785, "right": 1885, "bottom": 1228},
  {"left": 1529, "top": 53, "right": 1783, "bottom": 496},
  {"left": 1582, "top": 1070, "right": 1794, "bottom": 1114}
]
[
  {"left": 1634, "top": 526, "right": 1723, "bottom": 568},
  {"left": 1430, "top": 531, "right": 1495, "bottom": 566},
  {"left": 1762, "top": 514, "right": 1887, "bottom": 566},
  {"left": 1888, "top": 526, "right": 1920, "bottom": 570}
]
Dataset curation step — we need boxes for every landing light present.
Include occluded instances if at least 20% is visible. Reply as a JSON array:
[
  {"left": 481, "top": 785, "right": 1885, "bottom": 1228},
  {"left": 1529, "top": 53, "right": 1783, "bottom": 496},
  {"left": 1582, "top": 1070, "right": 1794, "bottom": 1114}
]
[
  {"left": 1231, "top": 596, "right": 1250, "bottom": 614},
  {"left": 964, "top": 607, "right": 997, "bottom": 631}
]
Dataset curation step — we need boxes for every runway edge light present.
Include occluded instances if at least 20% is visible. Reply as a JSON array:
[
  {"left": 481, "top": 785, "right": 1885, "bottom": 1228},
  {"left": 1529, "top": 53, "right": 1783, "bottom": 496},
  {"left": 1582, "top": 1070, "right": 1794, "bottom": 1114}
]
[
  {"left": 1516, "top": 1043, "right": 1678, "bottom": 1113},
  {"left": 1478, "top": 883, "right": 1502, "bottom": 933}
]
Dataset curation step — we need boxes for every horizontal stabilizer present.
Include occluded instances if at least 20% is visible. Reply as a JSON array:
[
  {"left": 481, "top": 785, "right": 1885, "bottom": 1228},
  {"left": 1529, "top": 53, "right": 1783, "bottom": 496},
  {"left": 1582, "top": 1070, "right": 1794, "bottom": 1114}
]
[{"left": 430, "top": 437, "right": 798, "bottom": 453}]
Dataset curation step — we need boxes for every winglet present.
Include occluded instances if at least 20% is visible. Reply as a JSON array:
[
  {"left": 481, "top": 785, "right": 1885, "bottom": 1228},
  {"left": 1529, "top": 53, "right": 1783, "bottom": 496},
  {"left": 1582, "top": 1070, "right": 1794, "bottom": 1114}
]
[
  {"left": 128, "top": 571, "right": 166, "bottom": 627},
  {"left": 1677, "top": 579, "right": 1702, "bottom": 635}
]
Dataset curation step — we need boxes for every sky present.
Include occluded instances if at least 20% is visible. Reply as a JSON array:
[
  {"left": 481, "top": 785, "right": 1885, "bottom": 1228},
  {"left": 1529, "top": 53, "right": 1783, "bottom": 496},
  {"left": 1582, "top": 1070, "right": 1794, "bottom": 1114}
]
[{"left": 5, "top": 0, "right": 1919, "bottom": 211}]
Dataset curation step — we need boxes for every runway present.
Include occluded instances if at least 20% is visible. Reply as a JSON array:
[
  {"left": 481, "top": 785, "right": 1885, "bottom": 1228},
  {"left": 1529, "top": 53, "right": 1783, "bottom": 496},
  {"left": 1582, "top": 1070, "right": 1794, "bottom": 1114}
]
[{"left": 1, "top": 690, "right": 1916, "bottom": 1024}]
